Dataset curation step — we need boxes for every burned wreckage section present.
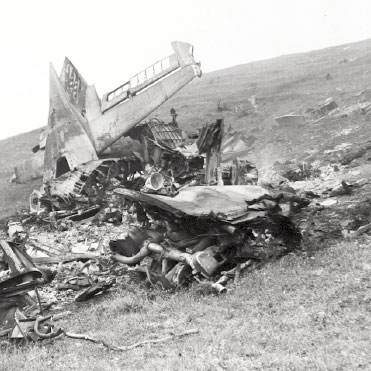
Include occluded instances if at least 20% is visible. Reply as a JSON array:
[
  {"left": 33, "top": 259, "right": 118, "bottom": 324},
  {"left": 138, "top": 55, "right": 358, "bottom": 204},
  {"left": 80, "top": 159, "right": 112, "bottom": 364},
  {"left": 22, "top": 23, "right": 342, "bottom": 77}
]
[
  {"left": 29, "top": 116, "right": 300, "bottom": 292},
  {"left": 1, "top": 41, "right": 304, "bottom": 341},
  {"left": 107, "top": 120, "right": 300, "bottom": 290},
  {"left": 111, "top": 186, "right": 301, "bottom": 291}
]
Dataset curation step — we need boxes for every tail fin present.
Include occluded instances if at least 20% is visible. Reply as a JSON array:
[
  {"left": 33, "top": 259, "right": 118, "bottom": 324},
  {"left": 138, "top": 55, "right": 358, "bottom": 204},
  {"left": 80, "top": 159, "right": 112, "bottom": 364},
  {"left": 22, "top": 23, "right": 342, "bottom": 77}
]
[
  {"left": 59, "top": 58, "right": 89, "bottom": 117},
  {"left": 43, "top": 63, "right": 97, "bottom": 181}
]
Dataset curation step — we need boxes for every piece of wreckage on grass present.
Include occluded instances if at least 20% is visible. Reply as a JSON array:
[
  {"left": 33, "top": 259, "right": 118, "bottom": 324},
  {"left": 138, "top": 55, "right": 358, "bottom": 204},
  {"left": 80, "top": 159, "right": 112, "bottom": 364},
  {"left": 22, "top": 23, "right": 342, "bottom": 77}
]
[
  {"left": 110, "top": 185, "right": 302, "bottom": 292},
  {"left": 107, "top": 123, "right": 302, "bottom": 292},
  {"left": 108, "top": 119, "right": 301, "bottom": 292},
  {"left": 0, "top": 239, "right": 46, "bottom": 337}
]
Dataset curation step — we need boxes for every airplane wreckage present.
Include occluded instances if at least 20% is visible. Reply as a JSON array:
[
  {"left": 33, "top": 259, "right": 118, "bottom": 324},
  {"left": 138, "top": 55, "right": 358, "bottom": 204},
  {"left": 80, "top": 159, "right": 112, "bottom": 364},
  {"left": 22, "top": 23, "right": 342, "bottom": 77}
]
[{"left": 1, "top": 42, "right": 307, "bottom": 340}]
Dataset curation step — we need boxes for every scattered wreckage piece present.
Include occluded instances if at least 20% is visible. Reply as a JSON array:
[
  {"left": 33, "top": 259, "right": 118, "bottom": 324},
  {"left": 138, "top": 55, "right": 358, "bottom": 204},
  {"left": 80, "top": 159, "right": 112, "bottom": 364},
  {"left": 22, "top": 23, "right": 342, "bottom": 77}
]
[
  {"left": 114, "top": 185, "right": 274, "bottom": 223},
  {"left": 221, "top": 128, "right": 256, "bottom": 162},
  {"left": 0, "top": 240, "right": 43, "bottom": 297},
  {"left": 0, "top": 240, "right": 46, "bottom": 336},
  {"left": 9, "top": 314, "right": 63, "bottom": 341},
  {"left": 275, "top": 99, "right": 338, "bottom": 128},
  {"left": 31, "top": 253, "right": 100, "bottom": 265},
  {"left": 30, "top": 157, "right": 141, "bottom": 214},
  {"left": 275, "top": 115, "right": 307, "bottom": 127},
  {"left": 7, "top": 221, "right": 25, "bottom": 239},
  {"left": 127, "top": 117, "right": 205, "bottom": 192},
  {"left": 306, "top": 99, "right": 338, "bottom": 123},
  {"left": 111, "top": 185, "right": 302, "bottom": 291},
  {"left": 0, "top": 296, "right": 32, "bottom": 337},
  {"left": 197, "top": 119, "right": 224, "bottom": 185},
  {"left": 74, "top": 279, "right": 115, "bottom": 302},
  {"left": 195, "top": 119, "right": 257, "bottom": 186}
]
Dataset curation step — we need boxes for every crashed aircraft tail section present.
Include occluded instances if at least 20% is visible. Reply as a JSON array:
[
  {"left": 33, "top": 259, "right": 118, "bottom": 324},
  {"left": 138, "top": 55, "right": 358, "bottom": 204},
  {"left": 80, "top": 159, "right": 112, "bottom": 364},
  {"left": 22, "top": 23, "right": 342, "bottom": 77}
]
[
  {"left": 43, "top": 64, "right": 98, "bottom": 182},
  {"left": 42, "top": 41, "right": 201, "bottom": 182},
  {"left": 88, "top": 41, "right": 201, "bottom": 154}
]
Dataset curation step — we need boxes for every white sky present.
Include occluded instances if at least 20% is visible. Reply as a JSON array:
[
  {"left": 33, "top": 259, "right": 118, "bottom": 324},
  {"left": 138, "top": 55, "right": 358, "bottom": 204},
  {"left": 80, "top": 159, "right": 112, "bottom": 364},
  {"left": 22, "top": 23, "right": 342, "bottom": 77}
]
[{"left": 0, "top": 0, "right": 370, "bottom": 140}]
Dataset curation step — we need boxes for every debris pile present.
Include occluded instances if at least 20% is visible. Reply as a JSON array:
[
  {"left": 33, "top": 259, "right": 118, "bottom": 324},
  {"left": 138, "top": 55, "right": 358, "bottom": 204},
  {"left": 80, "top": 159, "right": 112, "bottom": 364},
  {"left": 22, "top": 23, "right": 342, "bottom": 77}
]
[
  {"left": 0, "top": 41, "right": 312, "bottom": 348},
  {"left": 0, "top": 180, "right": 306, "bottom": 344},
  {"left": 0, "top": 111, "right": 308, "bottom": 346},
  {"left": 30, "top": 118, "right": 259, "bottom": 221},
  {"left": 0, "top": 239, "right": 45, "bottom": 338},
  {"left": 305, "top": 98, "right": 338, "bottom": 123},
  {"left": 274, "top": 98, "right": 339, "bottom": 127},
  {"left": 110, "top": 184, "right": 302, "bottom": 291}
]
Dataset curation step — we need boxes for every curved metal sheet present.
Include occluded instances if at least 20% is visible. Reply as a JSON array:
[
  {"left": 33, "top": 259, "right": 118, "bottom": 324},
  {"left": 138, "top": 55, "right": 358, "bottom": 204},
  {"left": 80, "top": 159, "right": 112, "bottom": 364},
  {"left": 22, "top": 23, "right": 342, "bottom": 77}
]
[{"left": 114, "top": 185, "right": 272, "bottom": 223}]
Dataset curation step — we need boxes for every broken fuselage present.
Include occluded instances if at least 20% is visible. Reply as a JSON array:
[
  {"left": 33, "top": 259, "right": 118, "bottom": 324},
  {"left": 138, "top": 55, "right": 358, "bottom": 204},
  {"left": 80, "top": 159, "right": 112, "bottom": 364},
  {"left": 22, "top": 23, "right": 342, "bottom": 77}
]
[{"left": 14, "top": 41, "right": 201, "bottom": 185}]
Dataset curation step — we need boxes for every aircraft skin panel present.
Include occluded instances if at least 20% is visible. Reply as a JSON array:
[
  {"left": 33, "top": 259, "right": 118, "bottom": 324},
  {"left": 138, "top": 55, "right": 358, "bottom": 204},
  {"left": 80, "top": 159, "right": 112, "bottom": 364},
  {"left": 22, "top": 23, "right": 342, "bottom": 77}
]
[
  {"left": 43, "top": 64, "right": 98, "bottom": 182},
  {"left": 87, "top": 41, "right": 201, "bottom": 154},
  {"left": 89, "top": 64, "right": 200, "bottom": 154},
  {"left": 84, "top": 85, "right": 102, "bottom": 124}
]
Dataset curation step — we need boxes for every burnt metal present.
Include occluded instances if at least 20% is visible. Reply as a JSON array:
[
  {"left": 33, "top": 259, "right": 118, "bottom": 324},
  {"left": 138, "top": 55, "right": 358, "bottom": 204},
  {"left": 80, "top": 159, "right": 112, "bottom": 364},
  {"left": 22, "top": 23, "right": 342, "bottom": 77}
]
[
  {"left": 75, "top": 279, "right": 115, "bottom": 302},
  {"left": 0, "top": 240, "right": 43, "bottom": 297}
]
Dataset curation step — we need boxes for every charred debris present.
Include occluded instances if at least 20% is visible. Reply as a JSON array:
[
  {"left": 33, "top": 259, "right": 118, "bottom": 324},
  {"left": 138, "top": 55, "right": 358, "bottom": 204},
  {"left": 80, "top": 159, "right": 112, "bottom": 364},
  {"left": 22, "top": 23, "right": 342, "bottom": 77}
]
[
  {"left": 1, "top": 41, "right": 309, "bottom": 343},
  {"left": 0, "top": 114, "right": 307, "bottom": 342},
  {"left": 4, "top": 115, "right": 303, "bottom": 293},
  {"left": 0, "top": 115, "right": 306, "bottom": 341}
]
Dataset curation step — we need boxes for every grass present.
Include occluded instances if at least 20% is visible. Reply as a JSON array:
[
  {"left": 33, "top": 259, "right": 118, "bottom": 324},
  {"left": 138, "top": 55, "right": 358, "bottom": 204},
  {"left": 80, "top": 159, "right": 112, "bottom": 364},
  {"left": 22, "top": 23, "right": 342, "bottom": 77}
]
[
  {"left": 0, "top": 128, "right": 42, "bottom": 219},
  {"left": 2, "top": 237, "right": 371, "bottom": 370}
]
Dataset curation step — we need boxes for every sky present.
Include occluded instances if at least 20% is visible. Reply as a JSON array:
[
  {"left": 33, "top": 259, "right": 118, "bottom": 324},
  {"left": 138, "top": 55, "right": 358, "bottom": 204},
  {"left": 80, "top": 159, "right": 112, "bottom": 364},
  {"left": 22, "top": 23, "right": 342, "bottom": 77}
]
[{"left": 0, "top": 0, "right": 370, "bottom": 140}]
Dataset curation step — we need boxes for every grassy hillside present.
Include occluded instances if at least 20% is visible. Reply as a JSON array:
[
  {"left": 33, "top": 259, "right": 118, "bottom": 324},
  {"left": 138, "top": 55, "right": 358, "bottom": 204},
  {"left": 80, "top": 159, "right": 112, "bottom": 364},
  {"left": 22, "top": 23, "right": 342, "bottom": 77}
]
[
  {"left": 155, "top": 38, "right": 371, "bottom": 133},
  {"left": 0, "top": 128, "right": 43, "bottom": 218}
]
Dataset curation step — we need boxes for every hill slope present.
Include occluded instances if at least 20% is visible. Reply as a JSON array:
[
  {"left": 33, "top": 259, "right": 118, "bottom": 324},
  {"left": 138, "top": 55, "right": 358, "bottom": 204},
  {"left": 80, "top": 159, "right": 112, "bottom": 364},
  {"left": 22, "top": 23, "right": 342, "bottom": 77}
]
[
  {"left": 1, "top": 38, "right": 371, "bottom": 216},
  {"left": 155, "top": 37, "right": 371, "bottom": 133},
  {"left": 0, "top": 128, "right": 43, "bottom": 218}
]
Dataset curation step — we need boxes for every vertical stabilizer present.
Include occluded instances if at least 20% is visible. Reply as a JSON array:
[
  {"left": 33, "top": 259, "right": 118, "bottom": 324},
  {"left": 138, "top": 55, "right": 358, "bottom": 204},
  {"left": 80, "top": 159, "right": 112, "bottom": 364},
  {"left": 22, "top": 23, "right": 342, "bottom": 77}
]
[
  {"left": 59, "top": 58, "right": 88, "bottom": 116},
  {"left": 43, "top": 64, "right": 98, "bottom": 181}
]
